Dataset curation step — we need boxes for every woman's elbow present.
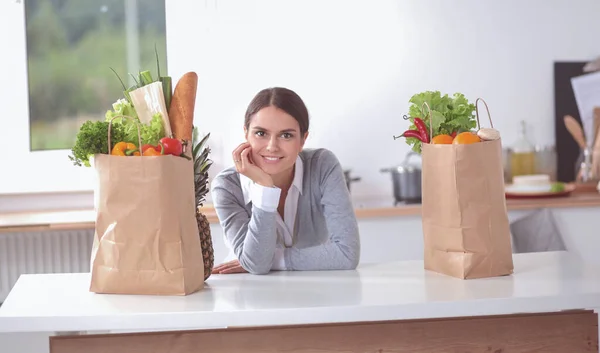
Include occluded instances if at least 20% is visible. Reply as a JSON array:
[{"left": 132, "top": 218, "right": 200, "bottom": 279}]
[
  {"left": 344, "top": 253, "right": 360, "bottom": 270},
  {"left": 239, "top": 259, "right": 271, "bottom": 275},
  {"left": 248, "top": 267, "right": 271, "bottom": 275},
  {"left": 344, "top": 242, "right": 361, "bottom": 270},
  {"left": 338, "top": 245, "right": 360, "bottom": 270}
]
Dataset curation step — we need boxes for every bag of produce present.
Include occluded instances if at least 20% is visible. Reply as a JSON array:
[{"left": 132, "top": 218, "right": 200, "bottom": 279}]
[
  {"left": 397, "top": 92, "right": 513, "bottom": 279},
  {"left": 69, "top": 65, "right": 214, "bottom": 295},
  {"left": 90, "top": 115, "right": 204, "bottom": 295}
]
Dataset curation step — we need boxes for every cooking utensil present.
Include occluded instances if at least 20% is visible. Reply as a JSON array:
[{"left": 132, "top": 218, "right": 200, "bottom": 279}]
[
  {"left": 593, "top": 107, "right": 600, "bottom": 146},
  {"left": 564, "top": 115, "right": 587, "bottom": 150},
  {"left": 591, "top": 108, "right": 600, "bottom": 180},
  {"left": 575, "top": 147, "right": 594, "bottom": 182},
  {"left": 380, "top": 151, "right": 422, "bottom": 205}
]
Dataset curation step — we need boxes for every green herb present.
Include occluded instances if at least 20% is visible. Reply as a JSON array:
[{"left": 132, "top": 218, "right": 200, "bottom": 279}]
[
  {"left": 68, "top": 121, "right": 126, "bottom": 167},
  {"left": 404, "top": 91, "right": 477, "bottom": 153},
  {"left": 550, "top": 182, "right": 565, "bottom": 193}
]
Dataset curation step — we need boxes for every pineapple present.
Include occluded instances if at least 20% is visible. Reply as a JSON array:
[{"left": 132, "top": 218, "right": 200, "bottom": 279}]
[{"left": 192, "top": 127, "right": 214, "bottom": 280}]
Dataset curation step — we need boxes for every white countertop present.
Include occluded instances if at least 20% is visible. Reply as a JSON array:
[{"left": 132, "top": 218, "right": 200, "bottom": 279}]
[{"left": 0, "top": 251, "right": 599, "bottom": 334}]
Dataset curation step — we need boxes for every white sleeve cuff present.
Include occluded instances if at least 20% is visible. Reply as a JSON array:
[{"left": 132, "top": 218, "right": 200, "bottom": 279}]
[
  {"left": 271, "top": 247, "right": 287, "bottom": 270},
  {"left": 250, "top": 182, "right": 281, "bottom": 212}
]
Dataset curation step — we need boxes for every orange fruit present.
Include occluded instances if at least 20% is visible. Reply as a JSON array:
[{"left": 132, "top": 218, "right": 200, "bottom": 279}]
[
  {"left": 431, "top": 134, "right": 454, "bottom": 144},
  {"left": 452, "top": 131, "right": 481, "bottom": 144}
]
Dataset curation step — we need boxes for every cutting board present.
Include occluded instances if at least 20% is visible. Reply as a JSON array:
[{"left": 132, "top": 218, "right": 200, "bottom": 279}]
[{"left": 554, "top": 61, "right": 588, "bottom": 182}]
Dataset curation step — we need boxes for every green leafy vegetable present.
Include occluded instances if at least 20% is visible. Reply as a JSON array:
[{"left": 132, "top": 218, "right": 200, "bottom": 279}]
[
  {"left": 105, "top": 98, "right": 137, "bottom": 120},
  {"left": 141, "top": 113, "right": 166, "bottom": 145},
  {"left": 69, "top": 52, "right": 172, "bottom": 167},
  {"left": 105, "top": 99, "right": 165, "bottom": 146},
  {"left": 68, "top": 121, "right": 126, "bottom": 167},
  {"left": 404, "top": 91, "right": 477, "bottom": 153}
]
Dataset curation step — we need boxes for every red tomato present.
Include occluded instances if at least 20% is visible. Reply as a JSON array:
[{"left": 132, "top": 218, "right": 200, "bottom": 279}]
[{"left": 159, "top": 137, "right": 183, "bottom": 156}]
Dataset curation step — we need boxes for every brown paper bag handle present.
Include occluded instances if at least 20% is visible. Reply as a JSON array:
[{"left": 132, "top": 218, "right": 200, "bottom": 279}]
[
  {"left": 107, "top": 115, "right": 144, "bottom": 155},
  {"left": 475, "top": 98, "right": 494, "bottom": 129},
  {"left": 423, "top": 99, "right": 494, "bottom": 144}
]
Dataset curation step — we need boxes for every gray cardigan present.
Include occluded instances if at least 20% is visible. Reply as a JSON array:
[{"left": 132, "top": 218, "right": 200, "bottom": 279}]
[{"left": 210, "top": 148, "right": 360, "bottom": 274}]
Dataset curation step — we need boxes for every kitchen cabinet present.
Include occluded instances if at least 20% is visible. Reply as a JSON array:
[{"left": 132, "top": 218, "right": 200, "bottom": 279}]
[{"left": 0, "top": 251, "right": 598, "bottom": 352}]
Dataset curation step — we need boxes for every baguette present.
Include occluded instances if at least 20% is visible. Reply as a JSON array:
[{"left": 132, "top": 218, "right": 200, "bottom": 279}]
[{"left": 168, "top": 72, "right": 198, "bottom": 147}]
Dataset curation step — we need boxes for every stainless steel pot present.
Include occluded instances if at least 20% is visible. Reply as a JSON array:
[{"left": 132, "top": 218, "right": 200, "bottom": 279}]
[
  {"left": 380, "top": 152, "right": 422, "bottom": 205},
  {"left": 343, "top": 170, "right": 361, "bottom": 193}
]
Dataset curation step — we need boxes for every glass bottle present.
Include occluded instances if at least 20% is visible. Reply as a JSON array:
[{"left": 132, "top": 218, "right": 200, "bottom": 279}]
[
  {"left": 575, "top": 147, "right": 595, "bottom": 182},
  {"left": 510, "top": 120, "right": 536, "bottom": 179}
]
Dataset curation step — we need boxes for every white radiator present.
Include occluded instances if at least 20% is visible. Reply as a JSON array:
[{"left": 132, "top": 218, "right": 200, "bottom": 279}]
[{"left": 0, "top": 229, "right": 94, "bottom": 302}]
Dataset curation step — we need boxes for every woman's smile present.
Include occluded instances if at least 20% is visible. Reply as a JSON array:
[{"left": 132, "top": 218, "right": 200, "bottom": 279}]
[{"left": 262, "top": 155, "right": 284, "bottom": 164}]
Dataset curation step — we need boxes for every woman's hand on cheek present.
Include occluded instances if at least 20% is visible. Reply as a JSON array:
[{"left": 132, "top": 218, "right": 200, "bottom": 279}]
[{"left": 232, "top": 143, "right": 274, "bottom": 187}]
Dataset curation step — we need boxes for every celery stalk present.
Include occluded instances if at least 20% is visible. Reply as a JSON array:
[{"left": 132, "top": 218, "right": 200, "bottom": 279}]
[
  {"left": 160, "top": 76, "right": 172, "bottom": 109},
  {"left": 140, "top": 70, "right": 154, "bottom": 86}
]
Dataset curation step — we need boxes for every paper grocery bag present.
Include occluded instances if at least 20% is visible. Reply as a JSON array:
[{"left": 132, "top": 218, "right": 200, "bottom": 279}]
[
  {"left": 90, "top": 152, "right": 204, "bottom": 295},
  {"left": 421, "top": 98, "right": 514, "bottom": 279}
]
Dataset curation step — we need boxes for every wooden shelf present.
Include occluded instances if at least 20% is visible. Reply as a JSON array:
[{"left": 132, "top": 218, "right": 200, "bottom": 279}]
[
  {"left": 0, "top": 208, "right": 219, "bottom": 233},
  {"left": 2, "top": 192, "right": 600, "bottom": 233}
]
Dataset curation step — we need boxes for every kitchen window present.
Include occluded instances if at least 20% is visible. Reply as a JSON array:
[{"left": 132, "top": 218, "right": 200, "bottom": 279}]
[{"left": 0, "top": 0, "right": 167, "bottom": 195}]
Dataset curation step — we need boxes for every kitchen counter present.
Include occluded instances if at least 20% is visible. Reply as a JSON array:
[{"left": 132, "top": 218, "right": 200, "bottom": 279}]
[
  {"left": 2, "top": 191, "right": 600, "bottom": 232},
  {"left": 0, "top": 251, "right": 598, "bottom": 352}
]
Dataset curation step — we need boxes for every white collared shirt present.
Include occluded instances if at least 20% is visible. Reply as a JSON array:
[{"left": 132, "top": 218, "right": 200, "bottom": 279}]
[{"left": 225, "top": 156, "right": 303, "bottom": 270}]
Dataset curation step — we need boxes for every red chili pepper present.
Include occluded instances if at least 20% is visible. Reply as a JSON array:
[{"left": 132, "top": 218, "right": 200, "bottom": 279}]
[
  {"left": 451, "top": 131, "right": 458, "bottom": 138},
  {"left": 393, "top": 129, "right": 426, "bottom": 142},
  {"left": 413, "top": 117, "right": 430, "bottom": 143}
]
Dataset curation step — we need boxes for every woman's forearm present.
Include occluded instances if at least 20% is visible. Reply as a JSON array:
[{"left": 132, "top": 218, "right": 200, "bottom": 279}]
[
  {"left": 213, "top": 180, "right": 282, "bottom": 274},
  {"left": 283, "top": 240, "right": 360, "bottom": 271}
]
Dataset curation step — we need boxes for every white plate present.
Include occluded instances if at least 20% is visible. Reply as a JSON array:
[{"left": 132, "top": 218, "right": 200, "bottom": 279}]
[{"left": 504, "top": 184, "right": 553, "bottom": 194}]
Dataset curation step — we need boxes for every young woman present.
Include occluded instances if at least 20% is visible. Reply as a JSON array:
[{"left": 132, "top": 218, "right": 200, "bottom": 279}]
[{"left": 210, "top": 87, "right": 360, "bottom": 275}]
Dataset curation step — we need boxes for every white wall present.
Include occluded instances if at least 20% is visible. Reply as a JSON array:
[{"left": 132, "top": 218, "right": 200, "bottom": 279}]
[
  {"left": 1, "top": 0, "right": 600, "bottom": 210},
  {"left": 165, "top": 0, "right": 600, "bottom": 205}
]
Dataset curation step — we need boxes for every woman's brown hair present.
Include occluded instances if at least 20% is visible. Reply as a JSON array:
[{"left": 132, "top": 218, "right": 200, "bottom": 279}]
[{"left": 244, "top": 87, "right": 309, "bottom": 136}]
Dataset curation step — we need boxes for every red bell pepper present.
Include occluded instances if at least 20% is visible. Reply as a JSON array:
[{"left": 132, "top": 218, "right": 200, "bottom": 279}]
[
  {"left": 141, "top": 144, "right": 160, "bottom": 154},
  {"left": 141, "top": 143, "right": 164, "bottom": 156}
]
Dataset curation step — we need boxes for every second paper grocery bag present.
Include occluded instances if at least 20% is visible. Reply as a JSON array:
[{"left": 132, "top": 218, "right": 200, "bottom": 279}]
[
  {"left": 90, "top": 123, "right": 204, "bottom": 295},
  {"left": 421, "top": 99, "right": 514, "bottom": 279}
]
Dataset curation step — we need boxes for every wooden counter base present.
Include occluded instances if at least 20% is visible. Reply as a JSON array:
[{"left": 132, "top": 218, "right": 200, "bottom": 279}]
[{"left": 50, "top": 310, "right": 598, "bottom": 353}]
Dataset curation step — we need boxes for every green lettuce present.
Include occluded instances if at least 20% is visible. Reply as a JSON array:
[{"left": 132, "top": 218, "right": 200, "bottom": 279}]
[
  {"left": 405, "top": 91, "right": 477, "bottom": 153},
  {"left": 105, "top": 99, "right": 165, "bottom": 147}
]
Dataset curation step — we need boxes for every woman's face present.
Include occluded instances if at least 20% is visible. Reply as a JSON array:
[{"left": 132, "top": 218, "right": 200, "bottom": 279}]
[{"left": 244, "top": 105, "right": 307, "bottom": 176}]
